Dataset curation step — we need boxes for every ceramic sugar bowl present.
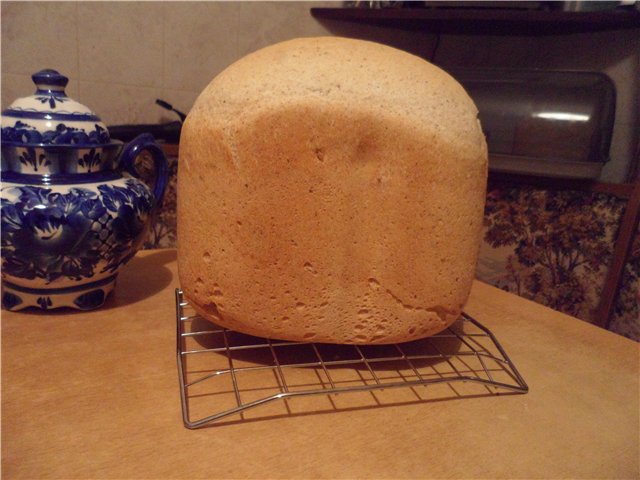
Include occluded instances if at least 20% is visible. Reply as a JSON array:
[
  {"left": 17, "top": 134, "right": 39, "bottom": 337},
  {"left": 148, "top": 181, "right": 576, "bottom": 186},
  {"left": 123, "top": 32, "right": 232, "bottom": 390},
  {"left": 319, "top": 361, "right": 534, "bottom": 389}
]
[{"left": 1, "top": 69, "right": 168, "bottom": 311}]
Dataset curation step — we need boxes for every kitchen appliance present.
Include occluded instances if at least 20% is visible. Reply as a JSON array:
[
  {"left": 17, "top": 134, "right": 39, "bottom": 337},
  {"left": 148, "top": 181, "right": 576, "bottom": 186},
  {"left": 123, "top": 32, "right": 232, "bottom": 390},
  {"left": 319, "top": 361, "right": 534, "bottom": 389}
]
[
  {"left": 451, "top": 68, "right": 616, "bottom": 179},
  {"left": 108, "top": 99, "right": 184, "bottom": 143}
]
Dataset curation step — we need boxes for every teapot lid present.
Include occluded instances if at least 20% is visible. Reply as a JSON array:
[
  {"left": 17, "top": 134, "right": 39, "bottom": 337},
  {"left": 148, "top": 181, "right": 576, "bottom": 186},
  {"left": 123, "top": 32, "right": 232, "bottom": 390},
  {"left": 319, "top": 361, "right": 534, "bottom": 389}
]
[{"left": 1, "top": 69, "right": 111, "bottom": 146}]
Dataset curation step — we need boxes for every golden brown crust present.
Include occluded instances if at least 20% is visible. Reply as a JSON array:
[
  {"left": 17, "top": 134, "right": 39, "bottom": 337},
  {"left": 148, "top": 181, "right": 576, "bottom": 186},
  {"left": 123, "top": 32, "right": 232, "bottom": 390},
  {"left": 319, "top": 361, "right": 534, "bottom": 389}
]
[{"left": 178, "top": 37, "right": 487, "bottom": 344}]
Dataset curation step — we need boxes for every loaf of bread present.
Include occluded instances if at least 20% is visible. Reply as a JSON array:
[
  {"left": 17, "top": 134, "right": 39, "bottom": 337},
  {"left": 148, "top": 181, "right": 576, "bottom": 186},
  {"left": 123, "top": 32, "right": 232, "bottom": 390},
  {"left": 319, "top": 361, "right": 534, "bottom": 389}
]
[{"left": 177, "top": 37, "right": 487, "bottom": 344}]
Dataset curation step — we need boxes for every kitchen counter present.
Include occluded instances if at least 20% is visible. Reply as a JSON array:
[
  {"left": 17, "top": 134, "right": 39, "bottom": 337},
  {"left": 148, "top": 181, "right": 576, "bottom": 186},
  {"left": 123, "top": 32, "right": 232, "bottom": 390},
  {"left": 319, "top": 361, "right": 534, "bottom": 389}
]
[{"left": 2, "top": 249, "right": 638, "bottom": 479}]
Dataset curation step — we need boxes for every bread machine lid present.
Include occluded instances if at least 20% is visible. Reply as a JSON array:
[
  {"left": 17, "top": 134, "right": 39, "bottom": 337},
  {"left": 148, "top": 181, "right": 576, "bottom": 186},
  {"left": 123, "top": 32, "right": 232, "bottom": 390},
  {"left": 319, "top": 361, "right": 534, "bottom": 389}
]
[{"left": 449, "top": 68, "right": 616, "bottom": 179}]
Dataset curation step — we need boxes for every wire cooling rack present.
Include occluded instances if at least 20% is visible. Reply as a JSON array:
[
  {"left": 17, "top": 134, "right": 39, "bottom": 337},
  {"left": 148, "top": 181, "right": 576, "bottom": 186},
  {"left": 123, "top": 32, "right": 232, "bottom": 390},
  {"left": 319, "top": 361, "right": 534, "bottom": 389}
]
[{"left": 176, "top": 289, "right": 528, "bottom": 429}]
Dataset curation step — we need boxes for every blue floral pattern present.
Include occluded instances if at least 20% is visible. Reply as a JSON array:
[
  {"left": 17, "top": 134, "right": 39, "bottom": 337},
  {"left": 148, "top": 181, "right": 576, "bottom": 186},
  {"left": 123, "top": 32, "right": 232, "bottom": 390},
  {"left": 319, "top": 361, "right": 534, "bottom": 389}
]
[
  {"left": 37, "top": 296, "right": 53, "bottom": 309},
  {"left": 34, "top": 92, "right": 68, "bottom": 109},
  {"left": 98, "top": 181, "right": 153, "bottom": 273},
  {"left": 2, "top": 292, "right": 23, "bottom": 310},
  {"left": 73, "top": 289, "right": 106, "bottom": 310},
  {"left": 1, "top": 179, "right": 154, "bottom": 284},
  {"left": 78, "top": 148, "right": 102, "bottom": 172},
  {"left": 1, "top": 120, "right": 110, "bottom": 145},
  {"left": 18, "top": 147, "right": 51, "bottom": 172}
]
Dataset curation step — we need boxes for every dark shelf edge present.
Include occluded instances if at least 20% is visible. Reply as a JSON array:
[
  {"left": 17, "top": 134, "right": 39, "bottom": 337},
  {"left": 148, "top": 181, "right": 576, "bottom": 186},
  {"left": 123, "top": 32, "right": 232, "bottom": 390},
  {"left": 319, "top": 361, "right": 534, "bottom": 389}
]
[{"left": 310, "top": 7, "right": 640, "bottom": 35}]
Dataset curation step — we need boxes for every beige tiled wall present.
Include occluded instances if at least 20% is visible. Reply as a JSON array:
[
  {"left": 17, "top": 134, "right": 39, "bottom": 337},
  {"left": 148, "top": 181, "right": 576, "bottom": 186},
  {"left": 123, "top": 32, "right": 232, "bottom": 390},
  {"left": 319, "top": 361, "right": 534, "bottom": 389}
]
[
  {"left": 2, "top": 1, "right": 638, "bottom": 182},
  {"left": 1, "top": 1, "right": 337, "bottom": 125}
]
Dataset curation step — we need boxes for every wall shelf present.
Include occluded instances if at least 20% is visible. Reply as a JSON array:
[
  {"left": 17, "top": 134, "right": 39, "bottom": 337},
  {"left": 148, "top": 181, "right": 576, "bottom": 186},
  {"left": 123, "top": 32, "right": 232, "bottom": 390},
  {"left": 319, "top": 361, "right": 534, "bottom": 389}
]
[{"left": 310, "top": 7, "right": 640, "bottom": 36}]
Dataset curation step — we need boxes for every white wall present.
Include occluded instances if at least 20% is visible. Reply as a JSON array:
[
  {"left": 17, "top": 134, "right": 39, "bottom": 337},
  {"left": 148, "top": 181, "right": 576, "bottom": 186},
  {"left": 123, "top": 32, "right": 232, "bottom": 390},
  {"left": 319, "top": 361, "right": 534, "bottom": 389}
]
[{"left": 2, "top": 1, "right": 637, "bottom": 182}]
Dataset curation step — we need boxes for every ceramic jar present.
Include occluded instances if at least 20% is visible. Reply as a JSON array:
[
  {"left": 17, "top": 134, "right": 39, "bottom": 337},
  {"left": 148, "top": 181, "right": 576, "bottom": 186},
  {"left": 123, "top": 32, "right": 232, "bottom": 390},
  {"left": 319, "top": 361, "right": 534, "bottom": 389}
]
[{"left": 1, "top": 69, "right": 168, "bottom": 311}]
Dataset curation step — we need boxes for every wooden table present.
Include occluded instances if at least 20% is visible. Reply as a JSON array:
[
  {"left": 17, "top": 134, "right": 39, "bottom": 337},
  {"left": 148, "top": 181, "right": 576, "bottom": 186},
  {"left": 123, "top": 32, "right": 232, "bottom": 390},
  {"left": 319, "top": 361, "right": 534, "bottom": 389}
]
[{"left": 2, "top": 249, "right": 638, "bottom": 479}]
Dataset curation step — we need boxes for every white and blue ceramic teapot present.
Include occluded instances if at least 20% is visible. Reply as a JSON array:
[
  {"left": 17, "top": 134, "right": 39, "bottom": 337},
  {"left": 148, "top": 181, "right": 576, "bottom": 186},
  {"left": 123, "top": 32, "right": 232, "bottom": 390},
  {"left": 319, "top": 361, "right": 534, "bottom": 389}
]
[{"left": 1, "top": 69, "right": 168, "bottom": 311}]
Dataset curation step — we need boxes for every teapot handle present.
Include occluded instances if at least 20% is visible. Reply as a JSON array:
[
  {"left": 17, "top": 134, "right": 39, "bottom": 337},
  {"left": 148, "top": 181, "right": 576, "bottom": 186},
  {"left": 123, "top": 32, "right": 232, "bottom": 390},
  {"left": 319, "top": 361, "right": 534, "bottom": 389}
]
[{"left": 120, "top": 133, "right": 168, "bottom": 206}]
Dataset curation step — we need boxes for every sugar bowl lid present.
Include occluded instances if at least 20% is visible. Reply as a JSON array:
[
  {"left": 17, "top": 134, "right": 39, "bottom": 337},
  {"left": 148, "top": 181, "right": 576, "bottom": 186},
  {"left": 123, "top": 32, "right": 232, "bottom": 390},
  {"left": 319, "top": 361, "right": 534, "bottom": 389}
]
[{"left": 1, "top": 69, "right": 111, "bottom": 146}]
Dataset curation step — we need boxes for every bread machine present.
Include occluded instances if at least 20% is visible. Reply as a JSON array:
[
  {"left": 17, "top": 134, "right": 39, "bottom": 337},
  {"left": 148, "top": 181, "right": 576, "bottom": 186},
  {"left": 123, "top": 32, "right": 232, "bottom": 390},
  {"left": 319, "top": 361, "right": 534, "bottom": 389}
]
[{"left": 451, "top": 68, "right": 616, "bottom": 179}]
